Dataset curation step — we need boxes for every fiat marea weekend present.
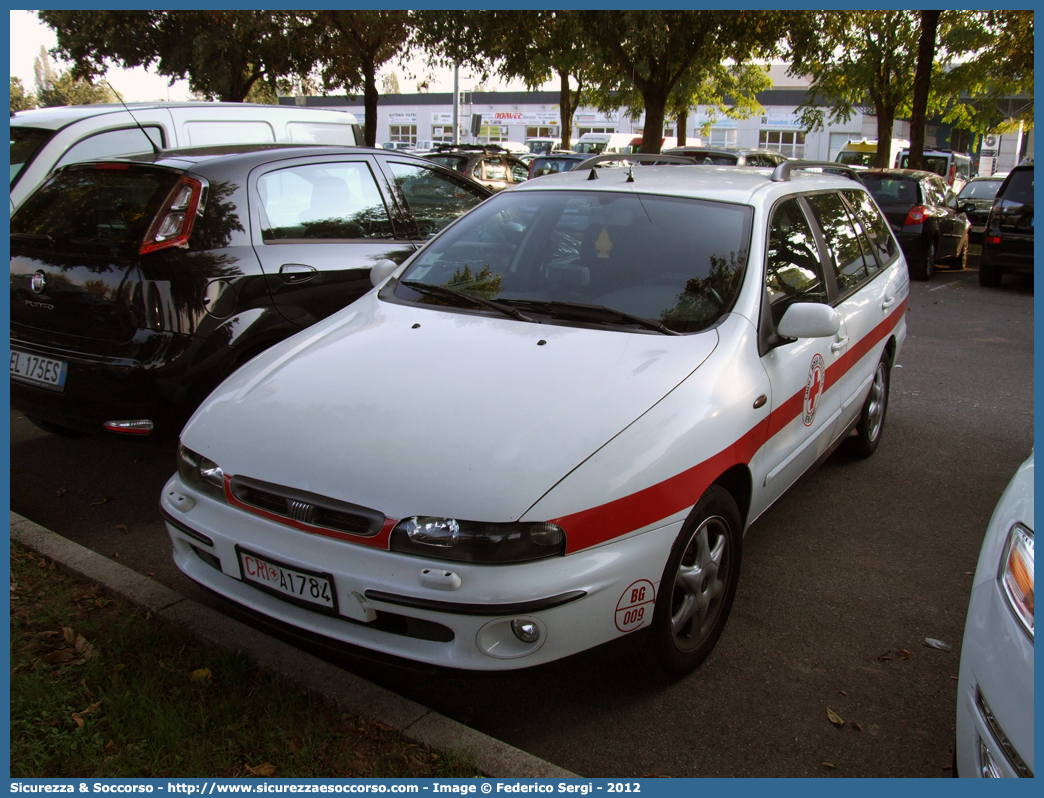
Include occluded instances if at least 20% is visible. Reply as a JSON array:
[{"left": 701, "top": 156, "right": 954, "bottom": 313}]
[{"left": 162, "top": 160, "right": 909, "bottom": 674}]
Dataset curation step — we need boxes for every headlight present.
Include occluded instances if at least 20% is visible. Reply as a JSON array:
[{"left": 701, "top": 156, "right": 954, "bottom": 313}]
[
  {"left": 999, "top": 523, "right": 1033, "bottom": 638},
  {"left": 390, "top": 516, "right": 566, "bottom": 563},
  {"left": 177, "top": 444, "right": 226, "bottom": 502}
]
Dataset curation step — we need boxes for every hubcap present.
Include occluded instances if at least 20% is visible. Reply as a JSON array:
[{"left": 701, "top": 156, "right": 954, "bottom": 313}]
[
  {"left": 670, "top": 515, "right": 729, "bottom": 652},
  {"left": 866, "top": 363, "right": 886, "bottom": 441}
]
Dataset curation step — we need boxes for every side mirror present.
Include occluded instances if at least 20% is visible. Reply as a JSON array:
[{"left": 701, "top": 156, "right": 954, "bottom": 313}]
[
  {"left": 370, "top": 258, "right": 400, "bottom": 287},
  {"left": 777, "top": 302, "right": 841, "bottom": 339}
]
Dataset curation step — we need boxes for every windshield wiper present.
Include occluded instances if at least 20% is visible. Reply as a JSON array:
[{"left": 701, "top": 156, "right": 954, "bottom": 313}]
[
  {"left": 400, "top": 280, "right": 533, "bottom": 322},
  {"left": 500, "top": 299, "right": 680, "bottom": 335}
]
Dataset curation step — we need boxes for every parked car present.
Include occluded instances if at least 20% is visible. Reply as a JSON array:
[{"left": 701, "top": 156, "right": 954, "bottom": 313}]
[
  {"left": 898, "top": 149, "right": 973, "bottom": 194},
  {"left": 10, "top": 102, "right": 364, "bottom": 215},
  {"left": 571, "top": 132, "right": 636, "bottom": 154},
  {"left": 380, "top": 142, "right": 416, "bottom": 152},
  {"left": 955, "top": 451, "right": 1033, "bottom": 778},
  {"left": 665, "top": 146, "right": 789, "bottom": 167},
  {"left": 626, "top": 136, "right": 678, "bottom": 153},
  {"left": 528, "top": 151, "right": 589, "bottom": 178},
  {"left": 424, "top": 145, "right": 530, "bottom": 191},
  {"left": 979, "top": 162, "right": 1034, "bottom": 288},
  {"left": 161, "top": 160, "right": 909, "bottom": 674},
  {"left": 957, "top": 175, "right": 1009, "bottom": 242},
  {"left": 859, "top": 168, "right": 970, "bottom": 280},
  {"left": 10, "top": 145, "right": 491, "bottom": 441}
]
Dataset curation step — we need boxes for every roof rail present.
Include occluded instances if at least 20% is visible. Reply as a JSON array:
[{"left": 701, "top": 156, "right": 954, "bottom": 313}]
[
  {"left": 770, "top": 160, "right": 864, "bottom": 183},
  {"left": 576, "top": 152, "right": 699, "bottom": 169}
]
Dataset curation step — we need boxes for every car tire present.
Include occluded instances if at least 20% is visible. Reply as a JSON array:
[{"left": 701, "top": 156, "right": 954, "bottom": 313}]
[
  {"left": 910, "top": 240, "right": 935, "bottom": 281},
  {"left": 847, "top": 352, "right": 891, "bottom": 458},
  {"left": 24, "top": 415, "right": 88, "bottom": 438},
  {"left": 949, "top": 236, "right": 968, "bottom": 271},
  {"left": 979, "top": 259, "right": 1003, "bottom": 288},
  {"left": 642, "top": 484, "right": 742, "bottom": 677}
]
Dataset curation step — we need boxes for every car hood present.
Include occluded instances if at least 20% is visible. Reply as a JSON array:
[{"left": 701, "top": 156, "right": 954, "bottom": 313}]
[{"left": 182, "top": 293, "right": 719, "bottom": 523}]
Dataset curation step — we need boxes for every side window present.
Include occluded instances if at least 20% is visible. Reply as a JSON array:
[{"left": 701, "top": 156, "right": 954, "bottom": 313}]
[
  {"left": 765, "top": 199, "right": 827, "bottom": 325},
  {"left": 510, "top": 160, "right": 530, "bottom": 182},
  {"left": 54, "top": 127, "right": 166, "bottom": 170},
  {"left": 387, "top": 162, "right": 487, "bottom": 237},
  {"left": 843, "top": 189, "right": 897, "bottom": 267},
  {"left": 482, "top": 157, "right": 510, "bottom": 182},
  {"left": 805, "top": 193, "right": 874, "bottom": 294},
  {"left": 257, "top": 161, "right": 393, "bottom": 242}
]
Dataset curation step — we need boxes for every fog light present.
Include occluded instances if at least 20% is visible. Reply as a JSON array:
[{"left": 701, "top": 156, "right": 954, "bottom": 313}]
[
  {"left": 103, "top": 419, "right": 154, "bottom": 435},
  {"left": 511, "top": 619, "right": 540, "bottom": 643}
]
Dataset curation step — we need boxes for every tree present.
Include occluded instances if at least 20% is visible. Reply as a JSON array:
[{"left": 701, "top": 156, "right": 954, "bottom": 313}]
[
  {"left": 33, "top": 46, "right": 115, "bottom": 107},
  {"left": 11, "top": 77, "right": 36, "bottom": 113},
  {"left": 39, "top": 10, "right": 317, "bottom": 102},
  {"left": 788, "top": 11, "right": 923, "bottom": 168},
  {"left": 311, "top": 11, "right": 413, "bottom": 147},
  {"left": 411, "top": 11, "right": 596, "bottom": 151},
  {"left": 580, "top": 11, "right": 787, "bottom": 153},
  {"left": 907, "top": 11, "right": 942, "bottom": 170},
  {"left": 381, "top": 71, "right": 401, "bottom": 95}
]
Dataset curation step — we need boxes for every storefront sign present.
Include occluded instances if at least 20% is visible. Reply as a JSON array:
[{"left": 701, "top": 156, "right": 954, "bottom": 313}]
[{"left": 388, "top": 112, "right": 418, "bottom": 124}]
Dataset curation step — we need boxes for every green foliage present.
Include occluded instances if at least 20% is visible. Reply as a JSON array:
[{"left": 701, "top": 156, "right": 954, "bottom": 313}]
[
  {"left": 579, "top": 11, "right": 788, "bottom": 152},
  {"left": 10, "top": 542, "right": 481, "bottom": 778},
  {"left": 33, "top": 46, "right": 116, "bottom": 107},
  {"left": 39, "top": 11, "right": 317, "bottom": 103},
  {"left": 11, "top": 77, "right": 36, "bottom": 112}
]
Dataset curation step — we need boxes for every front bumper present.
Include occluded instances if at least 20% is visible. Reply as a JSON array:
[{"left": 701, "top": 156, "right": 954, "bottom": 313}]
[
  {"left": 161, "top": 474, "right": 679, "bottom": 670},
  {"left": 955, "top": 578, "right": 1034, "bottom": 777}
]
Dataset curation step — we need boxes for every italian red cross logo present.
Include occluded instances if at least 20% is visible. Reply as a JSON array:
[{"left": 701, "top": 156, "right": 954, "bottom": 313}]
[{"left": 803, "top": 354, "right": 826, "bottom": 426}]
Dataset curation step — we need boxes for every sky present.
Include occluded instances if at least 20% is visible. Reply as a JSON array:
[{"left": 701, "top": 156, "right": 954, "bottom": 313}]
[{"left": 9, "top": 10, "right": 538, "bottom": 102}]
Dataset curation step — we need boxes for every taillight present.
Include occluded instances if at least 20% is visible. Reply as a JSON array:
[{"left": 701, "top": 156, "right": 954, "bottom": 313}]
[
  {"left": 986, "top": 235, "right": 1002, "bottom": 245},
  {"left": 948, "top": 164, "right": 956, "bottom": 185},
  {"left": 904, "top": 205, "right": 927, "bottom": 226},
  {"left": 95, "top": 162, "right": 130, "bottom": 171},
  {"left": 140, "top": 176, "right": 203, "bottom": 255}
]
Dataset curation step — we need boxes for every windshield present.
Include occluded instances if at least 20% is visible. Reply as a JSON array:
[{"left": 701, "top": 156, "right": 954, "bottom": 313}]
[
  {"left": 391, "top": 189, "right": 752, "bottom": 334},
  {"left": 526, "top": 140, "right": 555, "bottom": 155},
  {"left": 957, "top": 179, "right": 1004, "bottom": 200},
  {"left": 836, "top": 151, "right": 876, "bottom": 167},
  {"left": 10, "top": 126, "right": 54, "bottom": 187},
  {"left": 574, "top": 142, "right": 607, "bottom": 154},
  {"left": 899, "top": 154, "right": 948, "bottom": 177}
]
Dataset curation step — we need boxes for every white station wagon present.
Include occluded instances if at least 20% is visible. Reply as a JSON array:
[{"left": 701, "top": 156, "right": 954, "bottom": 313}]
[{"left": 162, "top": 161, "right": 909, "bottom": 674}]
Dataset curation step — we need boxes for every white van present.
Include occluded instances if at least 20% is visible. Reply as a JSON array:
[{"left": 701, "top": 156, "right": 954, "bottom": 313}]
[
  {"left": 834, "top": 137, "right": 909, "bottom": 169},
  {"left": 897, "top": 149, "right": 973, "bottom": 193},
  {"left": 572, "top": 132, "right": 636, "bottom": 155},
  {"left": 524, "top": 137, "right": 561, "bottom": 155},
  {"left": 10, "top": 101, "right": 363, "bottom": 213}
]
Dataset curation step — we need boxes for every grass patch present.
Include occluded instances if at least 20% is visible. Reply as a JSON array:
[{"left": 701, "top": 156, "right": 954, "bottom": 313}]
[{"left": 10, "top": 541, "right": 481, "bottom": 779}]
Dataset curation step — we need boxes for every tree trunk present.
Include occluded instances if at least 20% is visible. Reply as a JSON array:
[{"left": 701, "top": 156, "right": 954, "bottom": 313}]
[
  {"left": 875, "top": 102, "right": 896, "bottom": 169},
  {"left": 677, "top": 108, "right": 688, "bottom": 147},
  {"left": 558, "top": 70, "right": 573, "bottom": 151},
  {"left": 907, "top": 10, "right": 941, "bottom": 170},
  {"left": 363, "top": 60, "right": 379, "bottom": 147},
  {"left": 641, "top": 86, "right": 670, "bottom": 154}
]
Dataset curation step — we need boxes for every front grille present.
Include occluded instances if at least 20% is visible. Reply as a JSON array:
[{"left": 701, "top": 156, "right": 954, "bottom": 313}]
[{"left": 229, "top": 475, "right": 384, "bottom": 537}]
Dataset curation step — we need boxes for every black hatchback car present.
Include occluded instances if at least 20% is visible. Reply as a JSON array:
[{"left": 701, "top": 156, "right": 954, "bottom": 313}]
[
  {"left": 859, "top": 168, "right": 970, "bottom": 280},
  {"left": 979, "top": 162, "right": 1033, "bottom": 288},
  {"left": 10, "top": 144, "right": 491, "bottom": 441}
]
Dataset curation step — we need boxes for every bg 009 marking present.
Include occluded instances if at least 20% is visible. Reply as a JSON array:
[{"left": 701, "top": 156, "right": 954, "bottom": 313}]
[{"left": 615, "top": 579, "right": 655, "bottom": 632}]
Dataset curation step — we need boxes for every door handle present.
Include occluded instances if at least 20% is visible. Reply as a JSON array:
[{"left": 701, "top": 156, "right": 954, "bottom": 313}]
[
  {"left": 881, "top": 294, "right": 896, "bottom": 311},
  {"left": 830, "top": 336, "right": 849, "bottom": 353},
  {"left": 279, "top": 263, "right": 317, "bottom": 283}
]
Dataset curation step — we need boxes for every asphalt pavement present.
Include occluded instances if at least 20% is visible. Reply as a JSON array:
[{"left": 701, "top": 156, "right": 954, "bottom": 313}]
[{"left": 9, "top": 252, "right": 1034, "bottom": 777}]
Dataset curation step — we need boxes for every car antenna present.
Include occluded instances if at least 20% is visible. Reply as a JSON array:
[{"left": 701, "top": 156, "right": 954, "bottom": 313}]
[{"left": 105, "top": 79, "right": 162, "bottom": 156}]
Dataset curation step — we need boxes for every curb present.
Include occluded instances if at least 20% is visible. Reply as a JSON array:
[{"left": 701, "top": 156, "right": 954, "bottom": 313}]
[{"left": 10, "top": 512, "right": 578, "bottom": 779}]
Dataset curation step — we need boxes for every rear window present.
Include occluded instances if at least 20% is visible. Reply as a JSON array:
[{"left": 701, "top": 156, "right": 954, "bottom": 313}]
[
  {"left": 860, "top": 175, "right": 921, "bottom": 207},
  {"left": 393, "top": 190, "right": 752, "bottom": 334},
  {"left": 899, "top": 154, "right": 948, "bottom": 177},
  {"left": 687, "top": 153, "right": 740, "bottom": 166},
  {"left": 530, "top": 157, "right": 581, "bottom": 177},
  {"left": 426, "top": 155, "right": 468, "bottom": 174},
  {"left": 999, "top": 168, "right": 1033, "bottom": 206},
  {"left": 958, "top": 179, "right": 1004, "bottom": 200},
  {"left": 11, "top": 164, "right": 180, "bottom": 257},
  {"left": 10, "top": 126, "right": 54, "bottom": 187}
]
